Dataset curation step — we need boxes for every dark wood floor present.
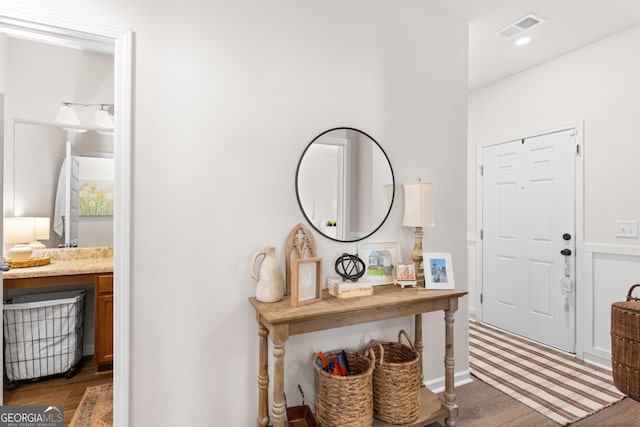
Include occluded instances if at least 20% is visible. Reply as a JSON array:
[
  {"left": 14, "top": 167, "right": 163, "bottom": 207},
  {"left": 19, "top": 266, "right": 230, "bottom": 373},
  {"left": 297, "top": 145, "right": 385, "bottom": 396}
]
[
  {"left": 3, "top": 357, "right": 113, "bottom": 426},
  {"left": 429, "top": 374, "right": 640, "bottom": 426},
  {"left": 3, "top": 359, "right": 637, "bottom": 426}
]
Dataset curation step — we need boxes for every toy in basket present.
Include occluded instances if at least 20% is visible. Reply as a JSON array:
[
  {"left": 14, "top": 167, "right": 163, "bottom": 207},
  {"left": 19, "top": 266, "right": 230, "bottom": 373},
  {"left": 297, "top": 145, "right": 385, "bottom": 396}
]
[
  {"left": 314, "top": 349, "right": 375, "bottom": 427},
  {"left": 611, "top": 284, "right": 640, "bottom": 401},
  {"left": 366, "top": 330, "right": 421, "bottom": 424}
]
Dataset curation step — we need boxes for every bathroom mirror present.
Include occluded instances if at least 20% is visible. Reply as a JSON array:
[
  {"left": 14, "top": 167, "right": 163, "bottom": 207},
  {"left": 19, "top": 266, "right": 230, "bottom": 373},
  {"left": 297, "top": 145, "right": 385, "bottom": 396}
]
[
  {"left": 9, "top": 121, "right": 114, "bottom": 248},
  {"left": 296, "top": 127, "right": 395, "bottom": 242}
]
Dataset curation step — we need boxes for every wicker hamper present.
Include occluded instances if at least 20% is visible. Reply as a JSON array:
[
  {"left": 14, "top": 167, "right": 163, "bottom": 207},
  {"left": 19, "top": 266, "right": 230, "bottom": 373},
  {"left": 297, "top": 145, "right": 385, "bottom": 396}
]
[
  {"left": 366, "top": 330, "right": 421, "bottom": 424},
  {"left": 314, "top": 349, "right": 374, "bottom": 427},
  {"left": 611, "top": 284, "right": 640, "bottom": 401}
]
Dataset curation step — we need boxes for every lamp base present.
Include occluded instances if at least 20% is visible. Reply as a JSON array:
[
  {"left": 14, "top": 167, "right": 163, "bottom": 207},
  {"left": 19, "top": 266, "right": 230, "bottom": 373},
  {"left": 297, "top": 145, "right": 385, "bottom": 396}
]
[
  {"left": 411, "top": 227, "right": 425, "bottom": 287},
  {"left": 7, "top": 244, "right": 33, "bottom": 261},
  {"left": 28, "top": 241, "right": 47, "bottom": 258}
]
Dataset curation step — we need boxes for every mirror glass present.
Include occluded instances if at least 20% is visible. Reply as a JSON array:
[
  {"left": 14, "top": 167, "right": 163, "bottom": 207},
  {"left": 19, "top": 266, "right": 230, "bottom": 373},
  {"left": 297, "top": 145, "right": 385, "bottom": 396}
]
[
  {"left": 9, "top": 121, "right": 114, "bottom": 248},
  {"left": 296, "top": 127, "right": 395, "bottom": 242}
]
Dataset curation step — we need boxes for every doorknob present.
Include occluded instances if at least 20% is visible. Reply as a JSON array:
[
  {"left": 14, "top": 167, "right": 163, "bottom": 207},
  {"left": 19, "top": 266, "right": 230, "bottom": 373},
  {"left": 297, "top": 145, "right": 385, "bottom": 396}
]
[
  {"left": 560, "top": 249, "right": 572, "bottom": 256},
  {"left": 0, "top": 262, "right": 11, "bottom": 272},
  {"left": 563, "top": 233, "right": 572, "bottom": 241}
]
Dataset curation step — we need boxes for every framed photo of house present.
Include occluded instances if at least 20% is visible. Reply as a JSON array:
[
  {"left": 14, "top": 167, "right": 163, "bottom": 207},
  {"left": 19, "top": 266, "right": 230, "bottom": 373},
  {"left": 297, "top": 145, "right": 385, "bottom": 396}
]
[
  {"left": 357, "top": 242, "right": 402, "bottom": 285},
  {"left": 291, "top": 257, "right": 322, "bottom": 307},
  {"left": 424, "top": 252, "right": 455, "bottom": 290}
]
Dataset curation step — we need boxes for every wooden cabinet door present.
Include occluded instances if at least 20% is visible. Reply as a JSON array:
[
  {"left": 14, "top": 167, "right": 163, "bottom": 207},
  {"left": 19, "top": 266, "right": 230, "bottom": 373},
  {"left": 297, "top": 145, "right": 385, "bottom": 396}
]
[{"left": 95, "top": 274, "right": 114, "bottom": 367}]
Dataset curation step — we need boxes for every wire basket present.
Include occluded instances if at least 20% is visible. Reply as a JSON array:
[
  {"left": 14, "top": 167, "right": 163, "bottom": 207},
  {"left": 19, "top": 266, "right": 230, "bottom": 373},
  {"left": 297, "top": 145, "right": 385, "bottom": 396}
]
[
  {"left": 366, "top": 330, "right": 421, "bottom": 424},
  {"left": 611, "top": 284, "right": 640, "bottom": 401},
  {"left": 3, "top": 290, "right": 85, "bottom": 387},
  {"left": 314, "top": 349, "right": 374, "bottom": 427}
]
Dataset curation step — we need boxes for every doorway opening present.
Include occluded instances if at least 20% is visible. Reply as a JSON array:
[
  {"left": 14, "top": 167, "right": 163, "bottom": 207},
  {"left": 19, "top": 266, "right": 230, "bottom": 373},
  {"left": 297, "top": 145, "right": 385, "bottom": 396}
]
[{"left": 0, "top": 6, "right": 131, "bottom": 426}]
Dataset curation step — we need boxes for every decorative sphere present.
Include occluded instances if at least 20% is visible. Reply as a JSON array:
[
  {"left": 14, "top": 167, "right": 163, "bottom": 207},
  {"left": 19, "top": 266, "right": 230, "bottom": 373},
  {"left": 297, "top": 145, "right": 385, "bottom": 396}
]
[{"left": 334, "top": 253, "right": 366, "bottom": 282}]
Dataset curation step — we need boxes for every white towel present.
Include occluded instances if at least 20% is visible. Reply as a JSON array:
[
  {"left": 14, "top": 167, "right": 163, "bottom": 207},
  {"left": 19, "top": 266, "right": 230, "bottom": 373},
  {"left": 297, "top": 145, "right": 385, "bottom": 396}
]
[{"left": 53, "top": 157, "right": 67, "bottom": 237}]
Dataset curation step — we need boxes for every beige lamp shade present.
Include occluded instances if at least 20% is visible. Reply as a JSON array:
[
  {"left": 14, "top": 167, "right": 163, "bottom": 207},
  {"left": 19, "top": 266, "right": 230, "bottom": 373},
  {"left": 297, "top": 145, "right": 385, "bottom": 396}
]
[
  {"left": 4, "top": 217, "right": 36, "bottom": 244},
  {"left": 34, "top": 217, "right": 50, "bottom": 240},
  {"left": 402, "top": 179, "right": 434, "bottom": 228}
]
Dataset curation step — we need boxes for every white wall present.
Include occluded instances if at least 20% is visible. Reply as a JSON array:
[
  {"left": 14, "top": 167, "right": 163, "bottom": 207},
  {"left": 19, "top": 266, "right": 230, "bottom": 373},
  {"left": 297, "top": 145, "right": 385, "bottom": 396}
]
[
  {"left": 0, "top": 33, "right": 7, "bottom": 94},
  {"left": 1, "top": 2, "right": 469, "bottom": 425},
  {"left": 468, "top": 24, "right": 640, "bottom": 367}
]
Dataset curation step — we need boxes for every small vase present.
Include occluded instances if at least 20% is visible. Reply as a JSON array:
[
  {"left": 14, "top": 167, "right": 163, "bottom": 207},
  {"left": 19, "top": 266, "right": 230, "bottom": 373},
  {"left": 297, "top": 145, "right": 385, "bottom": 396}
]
[{"left": 251, "top": 246, "right": 284, "bottom": 303}]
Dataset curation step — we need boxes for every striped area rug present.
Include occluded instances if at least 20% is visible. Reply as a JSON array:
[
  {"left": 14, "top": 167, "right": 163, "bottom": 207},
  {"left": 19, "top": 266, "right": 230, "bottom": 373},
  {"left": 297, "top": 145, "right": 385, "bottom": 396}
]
[{"left": 469, "top": 321, "right": 625, "bottom": 425}]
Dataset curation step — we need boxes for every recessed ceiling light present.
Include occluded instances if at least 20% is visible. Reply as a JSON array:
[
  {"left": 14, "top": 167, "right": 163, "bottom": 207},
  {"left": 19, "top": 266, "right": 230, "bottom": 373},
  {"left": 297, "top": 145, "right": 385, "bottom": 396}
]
[{"left": 515, "top": 36, "right": 532, "bottom": 46}]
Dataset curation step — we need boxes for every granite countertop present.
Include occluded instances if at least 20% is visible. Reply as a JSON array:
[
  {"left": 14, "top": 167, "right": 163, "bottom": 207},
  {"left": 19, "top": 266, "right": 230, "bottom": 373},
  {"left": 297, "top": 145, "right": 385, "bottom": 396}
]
[{"left": 3, "top": 247, "right": 114, "bottom": 280}]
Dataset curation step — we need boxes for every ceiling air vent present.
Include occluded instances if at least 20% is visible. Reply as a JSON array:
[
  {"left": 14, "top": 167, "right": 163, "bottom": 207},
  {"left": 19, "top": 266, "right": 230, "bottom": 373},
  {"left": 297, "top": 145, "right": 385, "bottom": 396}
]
[{"left": 494, "top": 14, "right": 546, "bottom": 40}]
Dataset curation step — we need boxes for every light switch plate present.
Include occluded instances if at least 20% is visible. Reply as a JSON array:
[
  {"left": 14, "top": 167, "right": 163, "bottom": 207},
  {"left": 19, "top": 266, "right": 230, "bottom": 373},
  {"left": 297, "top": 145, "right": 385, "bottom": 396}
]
[{"left": 616, "top": 220, "right": 638, "bottom": 238}]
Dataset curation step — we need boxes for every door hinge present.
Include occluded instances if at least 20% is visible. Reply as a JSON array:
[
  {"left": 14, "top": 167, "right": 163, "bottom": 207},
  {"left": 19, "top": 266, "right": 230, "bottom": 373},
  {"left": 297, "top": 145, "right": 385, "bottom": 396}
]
[
  {"left": 480, "top": 293, "right": 483, "bottom": 304},
  {"left": 479, "top": 165, "right": 484, "bottom": 176},
  {"left": 480, "top": 229, "right": 483, "bottom": 240},
  {"left": 576, "top": 144, "right": 581, "bottom": 155}
]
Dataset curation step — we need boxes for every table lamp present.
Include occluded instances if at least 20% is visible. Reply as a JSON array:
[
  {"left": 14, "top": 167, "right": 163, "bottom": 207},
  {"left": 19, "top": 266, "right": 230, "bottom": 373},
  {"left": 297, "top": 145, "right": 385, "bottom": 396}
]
[
  {"left": 4, "top": 217, "right": 36, "bottom": 261},
  {"left": 402, "top": 178, "right": 434, "bottom": 287},
  {"left": 29, "top": 217, "right": 51, "bottom": 256}
]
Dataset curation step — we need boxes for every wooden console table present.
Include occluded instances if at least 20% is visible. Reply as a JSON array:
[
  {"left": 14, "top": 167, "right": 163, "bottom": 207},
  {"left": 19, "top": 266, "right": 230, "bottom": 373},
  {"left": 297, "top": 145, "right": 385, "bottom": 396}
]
[{"left": 248, "top": 285, "right": 467, "bottom": 427}]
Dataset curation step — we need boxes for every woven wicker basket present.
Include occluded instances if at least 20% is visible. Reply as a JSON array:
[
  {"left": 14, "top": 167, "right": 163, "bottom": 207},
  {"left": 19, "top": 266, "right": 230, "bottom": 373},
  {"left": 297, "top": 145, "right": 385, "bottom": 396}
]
[
  {"left": 366, "top": 330, "right": 421, "bottom": 424},
  {"left": 314, "top": 349, "right": 374, "bottom": 427},
  {"left": 611, "top": 284, "right": 640, "bottom": 401}
]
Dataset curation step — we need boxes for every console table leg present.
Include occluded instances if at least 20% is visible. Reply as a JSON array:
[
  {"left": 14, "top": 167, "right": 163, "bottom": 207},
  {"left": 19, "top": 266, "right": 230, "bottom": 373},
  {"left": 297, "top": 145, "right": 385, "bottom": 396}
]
[
  {"left": 257, "top": 323, "right": 269, "bottom": 427},
  {"left": 444, "top": 307, "right": 459, "bottom": 427},
  {"left": 272, "top": 340, "right": 286, "bottom": 427},
  {"left": 414, "top": 313, "right": 424, "bottom": 384}
]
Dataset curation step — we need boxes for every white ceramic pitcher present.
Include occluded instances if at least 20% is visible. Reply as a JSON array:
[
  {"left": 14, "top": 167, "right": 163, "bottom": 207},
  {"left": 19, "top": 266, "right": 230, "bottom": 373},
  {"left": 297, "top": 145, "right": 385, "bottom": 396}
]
[{"left": 251, "top": 245, "right": 284, "bottom": 303}]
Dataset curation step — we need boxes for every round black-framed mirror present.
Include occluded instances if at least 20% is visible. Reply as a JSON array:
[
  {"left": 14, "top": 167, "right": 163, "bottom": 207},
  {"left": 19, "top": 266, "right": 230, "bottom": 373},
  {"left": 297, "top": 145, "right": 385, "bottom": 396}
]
[{"left": 295, "top": 127, "right": 395, "bottom": 242}]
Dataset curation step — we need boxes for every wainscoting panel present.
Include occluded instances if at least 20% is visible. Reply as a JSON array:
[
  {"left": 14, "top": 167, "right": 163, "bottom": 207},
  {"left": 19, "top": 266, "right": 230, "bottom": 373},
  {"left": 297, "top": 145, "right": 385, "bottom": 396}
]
[{"left": 583, "top": 243, "right": 640, "bottom": 368}]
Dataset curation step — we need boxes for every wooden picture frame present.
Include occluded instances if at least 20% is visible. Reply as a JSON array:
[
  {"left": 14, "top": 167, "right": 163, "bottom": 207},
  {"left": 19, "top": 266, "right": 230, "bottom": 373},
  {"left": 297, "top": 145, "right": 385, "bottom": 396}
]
[
  {"left": 285, "top": 223, "right": 317, "bottom": 296},
  {"left": 291, "top": 257, "right": 322, "bottom": 307},
  {"left": 424, "top": 252, "right": 455, "bottom": 290},
  {"left": 357, "top": 241, "right": 402, "bottom": 285},
  {"left": 397, "top": 263, "right": 416, "bottom": 281}
]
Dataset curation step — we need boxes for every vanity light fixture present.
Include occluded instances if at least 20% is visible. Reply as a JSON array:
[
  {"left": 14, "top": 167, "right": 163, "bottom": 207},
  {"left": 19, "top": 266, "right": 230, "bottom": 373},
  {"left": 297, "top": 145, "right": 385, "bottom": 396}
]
[
  {"left": 55, "top": 102, "right": 87, "bottom": 133},
  {"left": 92, "top": 104, "right": 114, "bottom": 135},
  {"left": 55, "top": 102, "right": 114, "bottom": 134},
  {"left": 402, "top": 178, "right": 434, "bottom": 288}
]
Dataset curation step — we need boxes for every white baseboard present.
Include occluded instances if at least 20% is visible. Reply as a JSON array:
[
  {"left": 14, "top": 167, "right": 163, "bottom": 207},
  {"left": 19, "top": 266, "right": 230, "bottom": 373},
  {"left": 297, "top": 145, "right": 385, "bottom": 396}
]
[
  {"left": 583, "top": 351, "right": 613, "bottom": 371},
  {"left": 424, "top": 369, "right": 472, "bottom": 393}
]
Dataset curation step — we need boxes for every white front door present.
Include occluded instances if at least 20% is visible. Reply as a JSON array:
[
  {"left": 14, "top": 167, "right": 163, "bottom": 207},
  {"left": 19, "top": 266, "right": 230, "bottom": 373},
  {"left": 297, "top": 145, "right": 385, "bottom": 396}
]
[{"left": 482, "top": 128, "right": 576, "bottom": 352}]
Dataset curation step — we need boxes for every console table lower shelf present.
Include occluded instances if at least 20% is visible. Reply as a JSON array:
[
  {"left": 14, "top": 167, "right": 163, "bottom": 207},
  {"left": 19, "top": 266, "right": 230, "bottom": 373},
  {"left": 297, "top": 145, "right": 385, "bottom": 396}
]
[
  {"left": 271, "top": 387, "right": 447, "bottom": 427},
  {"left": 373, "top": 387, "right": 448, "bottom": 427}
]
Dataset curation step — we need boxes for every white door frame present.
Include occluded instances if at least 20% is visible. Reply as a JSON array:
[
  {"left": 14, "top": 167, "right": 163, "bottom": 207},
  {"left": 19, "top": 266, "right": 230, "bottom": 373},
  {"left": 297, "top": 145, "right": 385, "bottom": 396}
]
[
  {"left": 475, "top": 120, "right": 585, "bottom": 357},
  {"left": 0, "top": 5, "right": 132, "bottom": 426}
]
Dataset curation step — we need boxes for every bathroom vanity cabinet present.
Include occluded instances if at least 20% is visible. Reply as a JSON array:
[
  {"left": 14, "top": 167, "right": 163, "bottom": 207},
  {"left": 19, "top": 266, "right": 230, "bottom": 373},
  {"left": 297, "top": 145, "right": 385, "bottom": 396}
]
[
  {"left": 95, "top": 274, "right": 114, "bottom": 367},
  {"left": 3, "top": 249, "right": 114, "bottom": 371}
]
